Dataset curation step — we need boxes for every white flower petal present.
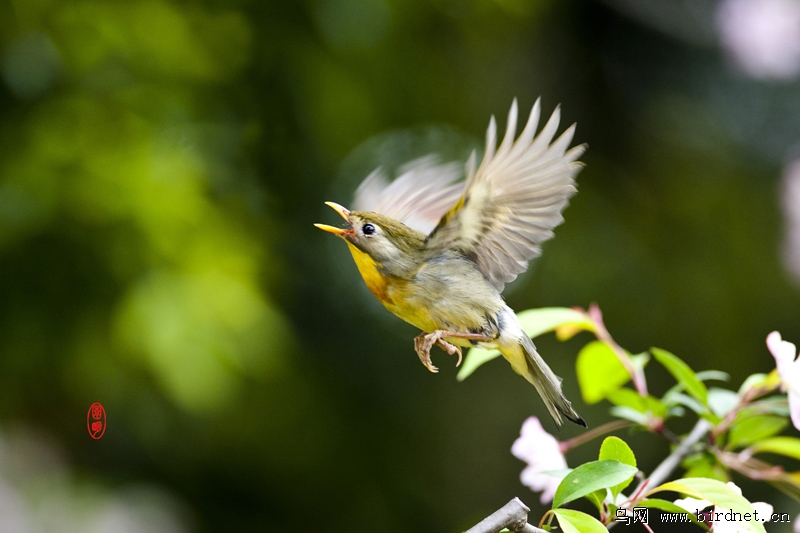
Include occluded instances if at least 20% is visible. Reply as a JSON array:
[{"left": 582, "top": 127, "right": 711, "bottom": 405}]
[
  {"left": 789, "top": 390, "right": 800, "bottom": 432},
  {"left": 711, "top": 484, "right": 772, "bottom": 532},
  {"left": 512, "top": 417, "right": 564, "bottom": 466},
  {"left": 725, "top": 481, "right": 743, "bottom": 496},
  {"left": 520, "top": 466, "right": 565, "bottom": 505},
  {"left": 752, "top": 501, "right": 773, "bottom": 521},
  {"left": 512, "top": 416, "right": 567, "bottom": 504},
  {"left": 768, "top": 331, "right": 800, "bottom": 404},
  {"left": 674, "top": 496, "right": 712, "bottom": 513},
  {"left": 768, "top": 331, "right": 798, "bottom": 373},
  {"left": 713, "top": 502, "right": 772, "bottom": 533}
]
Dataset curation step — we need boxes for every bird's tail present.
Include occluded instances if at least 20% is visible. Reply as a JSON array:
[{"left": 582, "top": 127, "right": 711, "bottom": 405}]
[{"left": 503, "top": 334, "right": 586, "bottom": 429}]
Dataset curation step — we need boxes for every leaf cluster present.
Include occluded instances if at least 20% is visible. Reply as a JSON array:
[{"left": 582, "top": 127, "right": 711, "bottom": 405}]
[{"left": 463, "top": 306, "right": 798, "bottom": 532}]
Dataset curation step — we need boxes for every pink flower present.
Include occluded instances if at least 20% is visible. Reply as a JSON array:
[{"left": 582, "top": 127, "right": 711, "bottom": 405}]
[
  {"left": 715, "top": 0, "right": 800, "bottom": 79},
  {"left": 511, "top": 417, "right": 568, "bottom": 504},
  {"left": 767, "top": 331, "right": 800, "bottom": 431}
]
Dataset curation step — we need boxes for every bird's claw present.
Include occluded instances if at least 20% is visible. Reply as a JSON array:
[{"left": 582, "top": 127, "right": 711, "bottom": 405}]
[
  {"left": 414, "top": 334, "right": 439, "bottom": 372},
  {"left": 414, "top": 331, "right": 463, "bottom": 373},
  {"left": 437, "top": 339, "right": 463, "bottom": 367}
]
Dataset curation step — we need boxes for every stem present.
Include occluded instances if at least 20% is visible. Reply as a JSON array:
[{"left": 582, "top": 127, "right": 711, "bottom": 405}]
[
  {"left": 607, "top": 419, "right": 711, "bottom": 530},
  {"left": 589, "top": 304, "right": 648, "bottom": 396},
  {"left": 639, "top": 419, "right": 712, "bottom": 497},
  {"left": 463, "top": 498, "right": 547, "bottom": 533},
  {"left": 560, "top": 419, "right": 633, "bottom": 453},
  {"left": 717, "top": 450, "right": 786, "bottom": 482},
  {"left": 710, "top": 384, "right": 777, "bottom": 439}
]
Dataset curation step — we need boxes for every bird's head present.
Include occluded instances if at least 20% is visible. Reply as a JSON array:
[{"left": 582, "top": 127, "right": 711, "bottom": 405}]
[{"left": 315, "top": 202, "right": 425, "bottom": 265}]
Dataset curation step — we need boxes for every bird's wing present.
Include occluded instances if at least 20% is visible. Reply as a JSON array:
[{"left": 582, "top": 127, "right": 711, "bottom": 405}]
[
  {"left": 425, "top": 99, "right": 585, "bottom": 292},
  {"left": 352, "top": 155, "right": 463, "bottom": 235}
]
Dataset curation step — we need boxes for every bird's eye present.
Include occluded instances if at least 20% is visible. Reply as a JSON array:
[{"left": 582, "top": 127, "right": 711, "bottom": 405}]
[{"left": 362, "top": 223, "right": 376, "bottom": 236}]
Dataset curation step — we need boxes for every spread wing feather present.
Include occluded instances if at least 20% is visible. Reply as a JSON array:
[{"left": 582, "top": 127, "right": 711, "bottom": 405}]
[
  {"left": 352, "top": 155, "right": 463, "bottom": 235},
  {"left": 425, "top": 99, "right": 585, "bottom": 292}
]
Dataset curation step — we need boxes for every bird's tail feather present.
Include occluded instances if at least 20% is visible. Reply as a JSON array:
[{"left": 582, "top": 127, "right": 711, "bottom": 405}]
[{"left": 516, "top": 334, "right": 586, "bottom": 429}]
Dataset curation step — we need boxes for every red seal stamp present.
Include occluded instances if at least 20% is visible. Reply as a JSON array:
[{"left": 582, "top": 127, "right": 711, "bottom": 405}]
[{"left": 87, "top": 402, "right": 106, "bottom": 440}]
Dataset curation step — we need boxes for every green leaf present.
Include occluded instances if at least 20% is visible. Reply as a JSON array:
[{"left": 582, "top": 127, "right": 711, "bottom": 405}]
[
  {"left": 630, "top": 352, "right": 650, "bottom": 372},
  {"left": 599, "top": 437, "right": 637, "bottom": 499},
  {"left": 666, "top": 405, "right": 687, "bottom": 418},
  {"left": 681, "top": 452, "right": 730, "bottom": 482},
  {"left": 607, "top": 388, "right": 667, "bottom": 418},
  {"left": 457, "top": 346, "right": 501, "bottom": 382},
  {"left": 707, "top": 388, "right": 739, "bottom": 418},
  {"left": 649, "top": 478, "right": 766, "bottom": 533},
  {"left": 638, "top": 499, "right": 709, "bottom": 529},
  {"left": 749, "top": 436, "right": 800, "bottom": 460},
  {"left": 457, "top": 307, "right": 594, "bottom": 381},
  {"left": 738, "top": 373, "right": 768, "bottom": 395},
  {"left": 609, "top": 406, "right": 650, "bottom": 425},
  {"left": 663, "top": 392, "right": 709, "bottom": 416},
  {"left": 737, "top": 398, "right": 790, "bottom": 419},
  {"left": 728, "top": 415, "right": 788, "bottom": 449},
  {"left": 642, "top": 395, "right": 667, "bottom": 418},
  {"left": 696, "top": 370, "right": 730, "bottom": 383},
  {"left": 551, "top": 509, "right": 607, "bottom": 533},
  {"left": 651, "top": 347, "right": 708, "bottom": 406},
  {"left": 552, "top": 460, "right": 638, "bottom": 509},
  {"left": 516, "top": 307, "right": 596, "bottom": 338},
  {"left": 599, "top": 436, "right": 637, "bottom": 465},
  {"left": 584, "top": 489, "right": 606, "bottom": 512},
  {"left": 576, "top": 341, "right": 630, "bottom": 404},
  {"left": 606, "top": 388, "right": 643, "bottom": 410}
]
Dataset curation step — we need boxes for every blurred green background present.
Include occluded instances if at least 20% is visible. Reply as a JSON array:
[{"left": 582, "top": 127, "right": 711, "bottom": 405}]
[{"left": 1, "top": 0, "right": 799, "bottom": 531}]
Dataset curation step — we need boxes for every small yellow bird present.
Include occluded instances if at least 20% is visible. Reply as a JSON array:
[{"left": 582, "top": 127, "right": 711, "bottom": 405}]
[{"left": 316, "top": 99, "right": 586, "bottom": 428}]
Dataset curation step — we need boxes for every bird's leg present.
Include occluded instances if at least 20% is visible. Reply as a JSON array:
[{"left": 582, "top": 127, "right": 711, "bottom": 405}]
[
  {"left": 414, "top": 335, "right": 439, "bottom": 373},
  {"left": 413, "top": 330, "right": 494, "bottom": 373},
  {"left": 435, "top": 339, "right": 462, "bottom": 366}
]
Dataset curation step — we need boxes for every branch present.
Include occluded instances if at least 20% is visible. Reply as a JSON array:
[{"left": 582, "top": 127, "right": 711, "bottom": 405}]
[
  {"left": 464, "top": 497, "right": 547, "bottom": 533},
  {"left": 560, "top": 419, "right": 633, "bottom": 454},
  {"left": 718, "top": 450, "right": 786, "bottom": 481},
  {"left": 641, "top": 418, "right": 711, "bottom": 492},
  {"left": 710, "top": 384, "right": 777, "bottom": 439},
  {"left": 608, "top": 418, "right": 711, "bottom": 529}
]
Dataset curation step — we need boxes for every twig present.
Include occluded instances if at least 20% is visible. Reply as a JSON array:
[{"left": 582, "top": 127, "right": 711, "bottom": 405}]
[
  {"left": 588, "top": 304, "right": 648, "bottom": 396},
  {"left": 560, "top": 419, "right": 633, "bottom": 453},
  {"left": 464, "top": 497, "right": 547, "bottom": 533},
  {"left": 717, "top": 450, "right": 786, "bottom": 481},
  {"left": 640, "top": 419, "right": 711, "bottom": 493},
  {"left": 608, "top": 419, "right": 711, "bottom": 529},
  {"left": 710, "top": 384, "right": 776, "bottom": 439}
]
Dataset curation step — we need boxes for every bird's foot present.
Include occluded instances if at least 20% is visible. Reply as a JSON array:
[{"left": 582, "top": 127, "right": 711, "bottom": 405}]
[
  {"left": 414, "top": 332, "right": 440, "bottom": 373},
  {"left": 414, "top": 331, "right": 487, "bottom": 373},
  {"left": 436, "top": 339, "right": 463, "bottom": 367}
]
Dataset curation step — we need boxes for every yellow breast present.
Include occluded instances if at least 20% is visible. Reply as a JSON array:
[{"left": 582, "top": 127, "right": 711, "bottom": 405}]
[
  {"left": 344, "top": 242, "right": 440, "bottom": 332},
  {"left": 345, "top": 242, "right": 392, "bottom": 304},
  {"left": 347, "top": 242, "right": 440, "bottom": 331}
]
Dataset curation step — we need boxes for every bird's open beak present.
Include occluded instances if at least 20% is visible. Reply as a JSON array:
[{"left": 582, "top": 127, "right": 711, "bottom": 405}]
[{"left": 314, "top": 202, "right": 353, "bottom": 236}]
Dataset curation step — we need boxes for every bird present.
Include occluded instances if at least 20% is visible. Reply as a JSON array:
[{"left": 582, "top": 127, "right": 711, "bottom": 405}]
[{"left": 315, "top": 99, "right": 587, "bottom": 428}]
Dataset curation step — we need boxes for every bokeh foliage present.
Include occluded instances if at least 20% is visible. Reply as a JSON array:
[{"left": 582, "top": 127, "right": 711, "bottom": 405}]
[{"left": 0, "top": 0, "right": 799, "bottom": 531}]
